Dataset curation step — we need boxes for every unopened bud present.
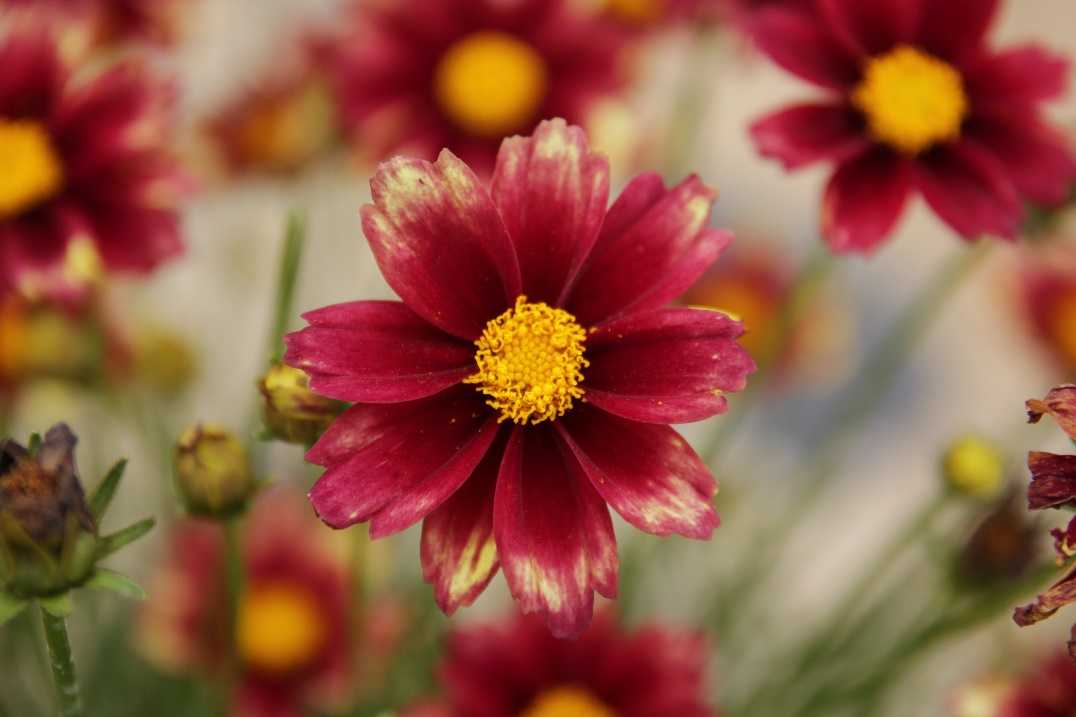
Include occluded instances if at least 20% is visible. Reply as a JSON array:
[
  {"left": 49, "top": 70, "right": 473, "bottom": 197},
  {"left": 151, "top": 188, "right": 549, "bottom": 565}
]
[
  {"left": 942, "top": 435, "right": 1005, "bottom": 499},
  {"left": 0, "top": 424, "right": 98, "bottom": 595},
  {"left": 174, "top": 425, "right": 254, "bottom": 517},
  {"left": 258, "top": 364, "right": 345, "bottom": 445}
]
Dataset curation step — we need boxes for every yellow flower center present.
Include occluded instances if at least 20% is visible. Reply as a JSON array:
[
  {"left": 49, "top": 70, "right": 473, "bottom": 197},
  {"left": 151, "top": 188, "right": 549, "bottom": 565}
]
[
  {"left": 464, "top": 296, "right": 588, "bottom": 425},
  {"left": 432, "top": 31, "right": 549, "bottom": 138},
  {"left": 1045, "top": 286, "right": 1076, "bottom": 369},
  {"left": 0, "top": 118, "right": 64, "bottom": 218},
  {"left": 942, "top": 435, "right": 1004, "bottom": 498},
  {"left": 235, "top": 582, "right": 329, "bottom": 676},
  {"left": 520, "top": 685, "right": 617, "bottom": 717},
  {"left": 850, "top": 45, "right": 968, "bottom": 155}
]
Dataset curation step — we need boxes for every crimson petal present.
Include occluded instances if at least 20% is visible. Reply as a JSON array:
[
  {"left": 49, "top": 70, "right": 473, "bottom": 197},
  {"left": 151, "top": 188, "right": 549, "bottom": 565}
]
[
  {"left": 307, "top": 385, "right": 498, "bottom": 536},
  {"left": 748, "top": 6, "right": 859, "bottom": 90},
  {"left": 914, "top": 0, "right": 998, "bottom": 63},
  {"left": 1027, "top": 452, "right": 1076, "bottom": 511},
  {"left": 558, "top": 407, "right": 719, "bottom": 539},
  {"left": 965, "top": 46, "right": 1070, "bottom": 110},
  {"left": 969, "top": 116, "right": 1076, "bottom": 206},
  {"left": 421, "top": 430, "right": 507, "bottom": 616},
  {"left": 285, "top": 301, "right": 476, "bottom": 403},
  {"left": 750, "top": 103, "right": 869, "bottom": 171},
  {"left": 490, "top": 119, "right": 609, "bottom": 307},
  {"left": 494, "top": 425, "right": 618, "bottom": 639},
  {"left": 818, "top": 0, "right": 918, "bottom": 58},
  {"left": 568, "top": 172, "right": 729, "bottom": 328},
  {"left": 363, "top": 150, "right": 521, "bottom": 340},
  {"left": 821, "top": 148, "right": 911, "bottom": 254},
  {"left": 913, "top": 140, "right": 1023, "bottom": 241},
  {"left": 584, "top": 307, "right": 755, "bottom": 424}
]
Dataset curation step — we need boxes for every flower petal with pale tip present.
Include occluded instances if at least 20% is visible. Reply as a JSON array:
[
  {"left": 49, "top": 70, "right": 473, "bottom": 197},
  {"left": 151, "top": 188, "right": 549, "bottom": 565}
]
[
  {"left": 584, "top": 307, "right": 755, "bottom": 424},
  {"left": 558, "top": 407, "right": 719, "bottom": 539},
  {"left": 494, "top": 425, "right": 617, "bottom": 639},
  {"left": 363, "top": 150, "right": 521, "bottom": 340},
  {"left": 306, "top": 386, "right": 498, "bottom": 535},
  {"left": 421, "top": 431, "right": 505, "bottom": 616},
  {"left": 1028, "top": 385, "right": 1076, "bottom": 440},
  {"left": 490, "top": 119, "right": 609, "bottom": 307},
  {"left": 284, "top": 301, "right": 476, "bottom": 403},
  {"left": 568, "top": 173, "right": 729, "bottom": 328}
]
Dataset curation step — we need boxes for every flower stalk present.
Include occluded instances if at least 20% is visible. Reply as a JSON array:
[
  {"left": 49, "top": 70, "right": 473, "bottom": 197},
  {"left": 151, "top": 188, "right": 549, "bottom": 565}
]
[{"left": 40, "top": 602, "right": 82, "bottom": 717}]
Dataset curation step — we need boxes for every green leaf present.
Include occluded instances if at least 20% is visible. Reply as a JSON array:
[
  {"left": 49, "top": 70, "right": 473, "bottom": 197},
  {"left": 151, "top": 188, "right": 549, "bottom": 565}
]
[
  {"left": 25, "top": 431, "right": 42, "bottom": 455},
  {"left": 97, "top": 517, "right": 156, "bottom": 560},
  {"left": 83, "top": 569, "right": 148, "bottom": 600},
  {"left": 88, "top": 457, "right": 129, "bottom": 522},
  {"left": 0, "top": 591, "right": 29, "bottom": 627},
  {"left": 38, "top": 592, "right": 72, "bottom": 617}
]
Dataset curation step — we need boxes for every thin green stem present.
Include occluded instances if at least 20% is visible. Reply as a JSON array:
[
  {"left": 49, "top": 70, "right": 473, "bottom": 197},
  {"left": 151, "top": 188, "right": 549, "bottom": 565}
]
[
  {"left": 39, "top": 604, "right": 82, "bottom": 717},
  {"left": 267, "top": 212, "right": 307, "bottom": 367}
]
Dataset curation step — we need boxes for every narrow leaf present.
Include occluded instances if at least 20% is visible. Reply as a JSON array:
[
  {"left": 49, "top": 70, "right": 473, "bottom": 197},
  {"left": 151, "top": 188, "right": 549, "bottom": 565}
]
[
  {"left": 97, "top": 517, "right": 156, "bottom": 560},
  {"left": 83, "top": 570, "right": 148, "bottom": 600},
  {"left": 88, "top": 458, "right": 129, "bottom": 522},
  {"left": 38, "top": 592, "right": 72, "bottom": 617},
  {"left": 26, "top": 432, "right": 42, "bottom": 455},
  {"left": 0, "top": 591, "right": 29, "bottom": 627}
]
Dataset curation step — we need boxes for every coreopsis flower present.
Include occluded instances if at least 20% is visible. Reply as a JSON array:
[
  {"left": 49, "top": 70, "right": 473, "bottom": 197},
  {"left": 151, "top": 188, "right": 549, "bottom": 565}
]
[
  {"left": 1016, "top": 243, "right": 1076, "bottom": 374},
  {"left": 749, "top": 0, "right": 1076, "bottom": 253},
  {"left": 406, "top": 611, "right": 715, "bottom": 717},
  {"left": 0, "top": 11, "right": 184, "bottom": 299},
  {"left": 327, "top": 0, "right": 629, "bottom": 174},
  {"left": 284, "top": 119, "right": 755, "bottom": 638},
  {"left": 1014, "top": 386, "right": 1076, "bottom": 661},
  {"left": 136, "top": 487, "right": 354, "bottom": 717}
]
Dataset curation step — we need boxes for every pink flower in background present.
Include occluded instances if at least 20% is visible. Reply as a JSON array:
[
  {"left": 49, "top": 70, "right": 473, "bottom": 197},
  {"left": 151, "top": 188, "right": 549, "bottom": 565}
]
[
  {"left": 1, "top": 0, "right": 189, "bottom": 47},
  {"left": 750, "top": 0, "right": 1076, "bottom": 253},
  {"left": 136, "top": 488, "right": 355, "bottom": 717},
  {"left": 326, "top": 0, "right": 629, "bottom": 175},
  {"left": 952, "top": 653, "right": 1076, "bottom": 717},
  {"left": 408, "top": 612, "right": 715, "bottom": 717},
  {"left": 285, "top": 119, "right": 755, "bottom": 638},
  {"left": 0, "top": 12, "right": 184, "bottom": 299},
  {"left": 1016, "top": 243, "right": 1076, "bottom": 374}
]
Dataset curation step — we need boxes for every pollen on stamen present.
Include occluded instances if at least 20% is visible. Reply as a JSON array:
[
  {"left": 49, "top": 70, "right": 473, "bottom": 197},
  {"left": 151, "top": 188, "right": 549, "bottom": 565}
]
[{"left": 465, "top": 296, "right": 588, "bottom": 425}]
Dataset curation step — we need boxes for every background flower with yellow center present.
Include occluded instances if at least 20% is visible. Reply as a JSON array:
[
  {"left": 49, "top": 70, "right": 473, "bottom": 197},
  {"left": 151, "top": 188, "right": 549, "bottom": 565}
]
[
  {"left": 284, "top": 119, "right": 755, "bottom": 638},
  {"left": 325, "top": 0, "right": 630, "bottom": 175},
  {"left": 749, "top": 0, "right": 1076, "bottom": 253},
  {"left": 0, "top": 11, "right": 185, "bottom": 299}
]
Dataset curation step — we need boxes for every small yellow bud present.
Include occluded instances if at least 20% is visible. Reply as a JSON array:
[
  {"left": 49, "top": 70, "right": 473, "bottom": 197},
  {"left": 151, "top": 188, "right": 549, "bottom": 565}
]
[
  {"left": 258, "top": 364, "right": 345, "bottom": 445},
  {"left": 942, "top": 435, "right": 1005, "bottom": 498},
  {"left": 174, "top": 425, "right": 255, "bottom": 517}
]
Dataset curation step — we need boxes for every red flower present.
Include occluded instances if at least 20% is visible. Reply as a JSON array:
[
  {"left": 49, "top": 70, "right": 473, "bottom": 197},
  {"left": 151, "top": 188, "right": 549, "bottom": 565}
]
[
  {"left": 284, "top": 119, "right": 755, "bottom": 638},
  {"left": 412, "top": 612, "right": 715, "bottom": 717},
  {"left": 953, "top": 653, "right": 1076, "bottom": 717},
  {"left": 326, "top": 0, "right": 629, "bottom": 175},
  {"left": 0, "top": 12, "right": 184, "bottom": 298},
  {"left": 1, "top": 0, "right": 189, "bottom": 47},
  {"left": 1017, "top": 243, "right": 1076, "bottom": 374},
  {"left": 749, "top": 0, "right": 1076, "bottom": 253},
  {"left": 135, "top": 487, "right": 354, "bottom": 717}
]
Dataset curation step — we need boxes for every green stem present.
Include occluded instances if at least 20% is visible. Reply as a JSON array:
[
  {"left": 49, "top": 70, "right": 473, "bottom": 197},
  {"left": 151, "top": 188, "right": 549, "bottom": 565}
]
[
  {"left": 223, "top": 518, "right": 243, "bottom": 634},
  {"left": 39, "top": 604, "right": 82, "bottom": 717},
  {"left": 266, "top": 212, "right": 307, "bottom": 367}
]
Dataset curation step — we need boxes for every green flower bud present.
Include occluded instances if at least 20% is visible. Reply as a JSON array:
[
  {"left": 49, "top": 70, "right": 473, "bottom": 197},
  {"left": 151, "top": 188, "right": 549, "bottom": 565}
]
[
  {"left": 174, "top": 425, "right": 255, "bottom": 517},
  {"left": 258, "top": 364, "right": 345, "bottom": 445},
  {"left": 0, "top": 424, "right": 98, "bottom": 596}
]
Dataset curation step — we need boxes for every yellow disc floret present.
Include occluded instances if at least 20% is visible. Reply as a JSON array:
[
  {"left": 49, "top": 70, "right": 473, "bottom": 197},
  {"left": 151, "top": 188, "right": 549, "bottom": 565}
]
[
  {"left": 851, "top": 45, "right": 969, "bottom": 155},
  {"left": 432, "top": 31, "right": 548, "bottom": 138},
  {"left": 235, "top": 582, "right": 329, "bottom": 676},
  {"left": 465, "top": 296, "right": 588, "bottom": 425},
  {"left": 0, "top": 118, "right": 64, "bottom": 218},
  {"left": 520, "top": 685, "right": 618, "bottom": 717}
]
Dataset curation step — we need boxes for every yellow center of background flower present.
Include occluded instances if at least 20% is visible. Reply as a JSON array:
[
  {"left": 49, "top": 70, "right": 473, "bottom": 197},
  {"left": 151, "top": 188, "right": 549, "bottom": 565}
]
[
  {"left": 519, "top": 685, "right": 617, "bottom": 717},
  {"left": 465, "top": 296, "right": 588, "bottom": 425},
  {"left": 0, "top": 118, "right": 64, "bottom": 218},
  {"left": 851, "top": 45, "right": 968, "bottom": 155},
  {"left": 1045, "top": 287, "right": 1076, "bottom": 369},
  {"left": 235, "top": 582, "right": 328, "bottom": 676},
  {"left": 432, "top": 31, "right": 549, "bottom": 138}
]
